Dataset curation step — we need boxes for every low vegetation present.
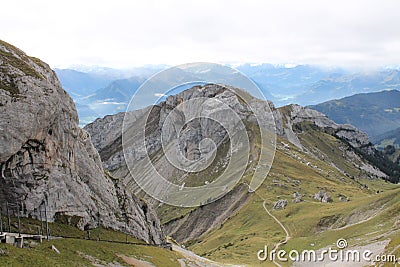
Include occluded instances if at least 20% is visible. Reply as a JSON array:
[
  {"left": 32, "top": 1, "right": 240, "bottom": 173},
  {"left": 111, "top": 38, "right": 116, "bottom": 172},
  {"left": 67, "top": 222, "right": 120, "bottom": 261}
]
[
  {"left": 0, "top": 40, "right": 43, "bottom": 80},
  {"left": 184, "top": 132, "right": 400, "bottom": 266},
  {"left": 0, "top": 216, "right": 181, "bottom": 266}
]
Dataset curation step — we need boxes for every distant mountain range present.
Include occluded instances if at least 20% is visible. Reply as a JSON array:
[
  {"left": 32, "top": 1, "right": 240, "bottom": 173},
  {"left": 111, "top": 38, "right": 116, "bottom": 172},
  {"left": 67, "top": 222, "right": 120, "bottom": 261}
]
[
  {"left": 55, "top": 67, "right": 165, "bottom": 125},
  {"left": 309, "top": 90, "right": 400, "bottom": 138},
  {"left": 56, "top": 65, "right": 400, "bottom": 126}
]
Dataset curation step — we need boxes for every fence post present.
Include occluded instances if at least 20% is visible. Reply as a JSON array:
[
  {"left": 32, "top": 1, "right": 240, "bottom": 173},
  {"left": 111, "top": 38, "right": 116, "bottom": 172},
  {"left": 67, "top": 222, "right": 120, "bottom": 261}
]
[
  {"left": 39, "top": 209, "right": 44, "bottom": 236},
  {"left": 0, "top": 207, "right": 3, "bottom": 235},
  {"left": 44, "top": 204, "right": 49, "bottom": 240},
  {"left": 17, "top": 202, "right": 21, "bottom": 237},
  {"left": 6, "top": 201, "right": 10, "bottom": 232}
]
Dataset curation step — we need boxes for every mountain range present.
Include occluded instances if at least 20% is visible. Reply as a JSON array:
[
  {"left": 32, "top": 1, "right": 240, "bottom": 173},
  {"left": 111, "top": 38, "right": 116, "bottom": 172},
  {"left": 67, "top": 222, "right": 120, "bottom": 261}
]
[
  {"left": 309, "top": 90, "right": 400, "bottom": 138},
  {"left": 56, "top": 65, "right": 400, "bottom": 127}
]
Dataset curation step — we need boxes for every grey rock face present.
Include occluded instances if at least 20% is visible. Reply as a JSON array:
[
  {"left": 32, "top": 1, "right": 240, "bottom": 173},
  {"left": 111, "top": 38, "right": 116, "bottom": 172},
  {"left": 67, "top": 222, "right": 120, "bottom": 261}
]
[
  {"left": 314, "top": 191, "right": 333, "bottom": 203},
  {"left": 84, "top": 81, "right": 389, "bottom": 243},
  {"left": 86, "top": 85, "right": 377, "bottom": 178},
  {"left": 278, "top": 104, "right": 371, "bottom": 149},
  {"left": 86, "top": 84, "right": 277, "bottom": 242},
  {"left": 86, "top": 84, "right": 276, "bottom": 171},
  {"left": 0, "top": 40, "right": 163, "bottom": 244},
  {"left": 292, "top": 192, "right": 303, "bottom": 203},
  {"left": 163, "top": 184, "right": 251, "bottom": 243}
]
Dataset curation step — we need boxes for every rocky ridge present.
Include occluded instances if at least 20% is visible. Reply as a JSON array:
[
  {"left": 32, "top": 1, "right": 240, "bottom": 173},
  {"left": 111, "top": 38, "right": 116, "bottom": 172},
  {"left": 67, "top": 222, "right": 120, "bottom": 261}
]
[
  {"left": 0, "top": 40, "right": 164, "bottom": 244},
  {"left": 84, "top": 83, "right": 392, "bottom": 242},
  {"left": 86, "top": 85, "right": 381, "bottom": 179}
]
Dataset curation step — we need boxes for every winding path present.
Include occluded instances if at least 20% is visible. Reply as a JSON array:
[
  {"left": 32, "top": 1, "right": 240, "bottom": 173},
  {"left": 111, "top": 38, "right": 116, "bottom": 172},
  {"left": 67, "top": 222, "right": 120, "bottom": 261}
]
[
  {"left": 243, "top": 182, "right": 291, "bottom": 267},
  {"left": 261, "top": 199, "right": 291, "bottom": 267}
]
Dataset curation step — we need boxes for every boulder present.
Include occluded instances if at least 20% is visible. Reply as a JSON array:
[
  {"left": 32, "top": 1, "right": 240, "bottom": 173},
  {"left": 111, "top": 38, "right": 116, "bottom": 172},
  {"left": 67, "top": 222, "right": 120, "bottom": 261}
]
[{"left": 273, "top": 199, "right": 288, "bottom": 209}]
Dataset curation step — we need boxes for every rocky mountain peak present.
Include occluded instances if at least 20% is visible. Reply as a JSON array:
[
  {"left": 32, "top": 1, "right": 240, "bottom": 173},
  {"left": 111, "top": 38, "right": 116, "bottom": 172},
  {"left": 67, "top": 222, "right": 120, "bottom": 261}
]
[
  {"left": 86, "top": 83, "right": 277, "bottom": 171},
  {"left": 278, "top": 103, "right": 371, "bottom": 149}
]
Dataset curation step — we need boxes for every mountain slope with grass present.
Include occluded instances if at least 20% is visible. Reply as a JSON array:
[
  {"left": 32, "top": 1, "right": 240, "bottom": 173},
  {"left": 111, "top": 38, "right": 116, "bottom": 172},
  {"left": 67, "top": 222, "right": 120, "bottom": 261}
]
[
  {"left": 372, "top": 126, "right": 400, "bottom": 149},
  {"left": 86, "top": 83, "right": 400, "bottom": 266},
  {"left": 372, "top": 127, "right": 400, "bottom": 165}
]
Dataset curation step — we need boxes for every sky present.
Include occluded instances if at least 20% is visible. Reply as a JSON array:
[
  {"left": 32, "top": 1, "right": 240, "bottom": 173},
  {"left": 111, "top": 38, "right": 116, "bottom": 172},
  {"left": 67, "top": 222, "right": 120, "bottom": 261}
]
[{"left": 1, "top": 0, "right": 399, "bottom": 69}]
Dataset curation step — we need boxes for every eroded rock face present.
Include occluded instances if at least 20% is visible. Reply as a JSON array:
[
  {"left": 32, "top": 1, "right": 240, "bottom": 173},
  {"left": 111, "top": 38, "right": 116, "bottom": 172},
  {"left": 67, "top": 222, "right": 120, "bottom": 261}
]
[
  {"left": 86, "top": 84, "right": 277, "bottom": 171},
  {"left": 292, "top": 192, "right": 303, "bottom": 203},
  {"left": 86, "top": 84, "right": 276, "bottom": 242},
  {"left": 0, "top": 40, "right": 164, "bottom": 244},
  {"left": 279, "top": 104, "right": 371, "bottom": 149},
  {"left": 84, "top": 83, "right": 391, "bottom": 242},
  {"left": 273, "top": 199, "right": 288, "bottom": 209},
  {"left": 314, "top": 190, "right": 333, "bottom": 203}
]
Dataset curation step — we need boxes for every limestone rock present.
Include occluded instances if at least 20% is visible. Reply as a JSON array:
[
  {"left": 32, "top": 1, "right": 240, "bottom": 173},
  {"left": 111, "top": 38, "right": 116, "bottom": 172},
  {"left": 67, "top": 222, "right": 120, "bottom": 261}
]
[
  {"left": 292, "top": 192, "right": 303, "bottom": 203},
  {"left": 278, "top": 104, "right": 371, "bottom": 149},
  {"left": 273, "top": 199, "right": 288, "bottom": 209},
  {"left": 84, "top": 80, "right": 391, "bottom": 243},
  {"left": 0, "top": 40, "right": 164, "bottom": 244},
  {"left": 314, "top": 190, "right": 333, "bottom": 203}
]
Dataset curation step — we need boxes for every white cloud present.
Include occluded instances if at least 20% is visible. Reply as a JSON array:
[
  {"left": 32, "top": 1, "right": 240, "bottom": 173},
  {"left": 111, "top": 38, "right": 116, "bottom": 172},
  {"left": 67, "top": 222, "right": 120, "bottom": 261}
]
[
  {"left": 1, "top": 0, "right": 399, "bottom": 69},
  {"left": 154, "top": 93, "right": 167, "bottom": 97}
]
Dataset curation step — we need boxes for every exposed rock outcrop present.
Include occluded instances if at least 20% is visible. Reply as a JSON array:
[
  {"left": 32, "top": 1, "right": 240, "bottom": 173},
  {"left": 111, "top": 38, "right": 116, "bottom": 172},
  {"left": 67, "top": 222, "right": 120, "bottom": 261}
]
[
  {"left": 273, "top": 199, "right": 288, "bottom": 209},
  {"left": 163, "top": 184, "right": 251, "bottom": 243},
  {"left": 86, "top": 84, "right": 276, "bottom": 242},
  {"left": 86, "top": 84, "right": 277, "bottom": 172},
  {"left": 278, "top": 104, "right": 371, "bottom": 149},
  {"left": 292, "top": 192, "right": 303, "bottom": 203},
  {"left": 314, "top": 190, "right": 333, "bottom": 203},
  {"left": 0, "top": 40, "right": 164, "bottom": 244},
  {"left": 278, "top": 104, "right": 389, "bottom": 179},
  {"left": 84, "top": 83, "right": 394, "bottom": 242}
]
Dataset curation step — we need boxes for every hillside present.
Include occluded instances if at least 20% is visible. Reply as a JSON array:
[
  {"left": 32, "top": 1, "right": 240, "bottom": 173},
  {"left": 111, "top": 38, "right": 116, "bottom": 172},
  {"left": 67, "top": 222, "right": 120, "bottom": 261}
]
[
  {"left": 372, "top": 126, "right": 400, "bottom": 149},
  {"left": 309, "top": 90, "right": 400, "bottom": 137},
  {"left": 372, "top": 127, "right": 400, "bottom": 165},
  {"left": 86, "top": 83, "right": 400, "bottom": 266}
]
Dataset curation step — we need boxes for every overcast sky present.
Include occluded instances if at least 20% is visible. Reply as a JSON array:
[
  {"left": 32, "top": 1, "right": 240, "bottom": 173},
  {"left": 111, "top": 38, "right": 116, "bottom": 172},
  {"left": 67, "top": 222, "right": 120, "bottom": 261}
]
[{"left": 1, "top": 0, "right": 399, "bottom": 69}]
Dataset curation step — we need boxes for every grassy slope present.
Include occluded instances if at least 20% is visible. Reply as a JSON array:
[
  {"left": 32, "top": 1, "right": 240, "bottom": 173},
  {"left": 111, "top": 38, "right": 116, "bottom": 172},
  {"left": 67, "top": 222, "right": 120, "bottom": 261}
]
[
  {"left": 0, "top": 218, "right": 181, "bottom": 266},
  {"left": 0, "top": 239, "right": 180, "bottom": 267},
  {"left": 187, "top": 133, "right": 400, "bottom": 266}
]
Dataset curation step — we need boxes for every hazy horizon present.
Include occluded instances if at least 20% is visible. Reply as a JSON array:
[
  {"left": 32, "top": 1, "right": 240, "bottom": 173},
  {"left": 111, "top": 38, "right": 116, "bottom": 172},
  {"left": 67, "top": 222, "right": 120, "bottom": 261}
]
[
  {"left": 2, "top": 0, "right": 400, "bottom": 70},
  {"left": 56, "top": 62, "right": 399, "bottom": 73}
]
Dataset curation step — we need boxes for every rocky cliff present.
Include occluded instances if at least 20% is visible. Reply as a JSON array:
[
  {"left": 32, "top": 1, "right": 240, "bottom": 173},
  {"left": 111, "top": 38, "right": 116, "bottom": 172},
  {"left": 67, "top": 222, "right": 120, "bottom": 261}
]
[
  {"left": 0, "top": 40, "right": 164, "bottom": 244},
  {"left": 278, "top": 104, "right": 371, "bottom": 149},
  {"left": 86, "top": 84, "right": 381, "bottom": 179},
  {"left": 84, "top": 83, "right": 394, "bottom": 242}
]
